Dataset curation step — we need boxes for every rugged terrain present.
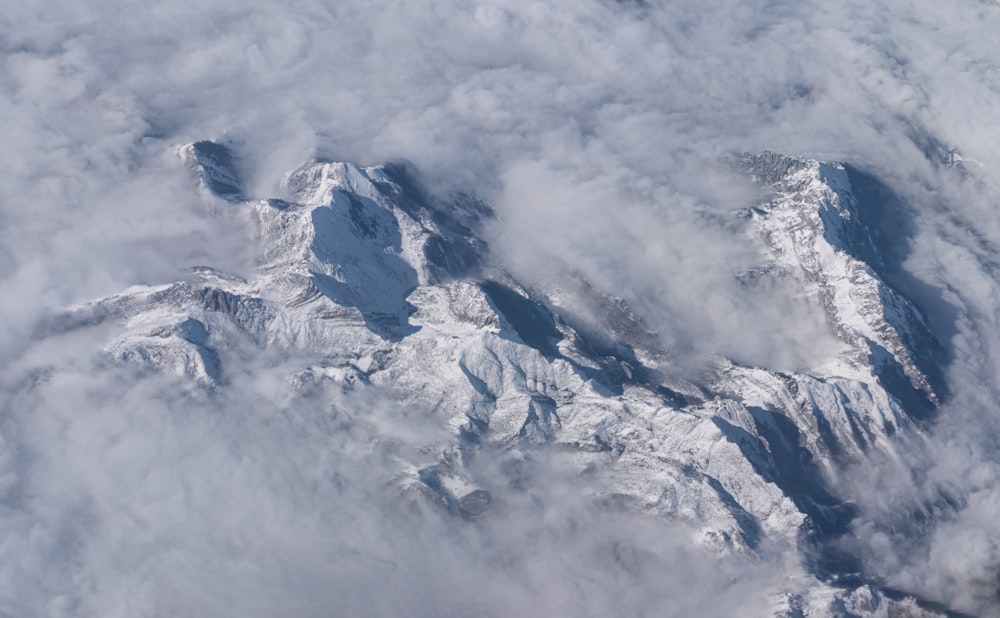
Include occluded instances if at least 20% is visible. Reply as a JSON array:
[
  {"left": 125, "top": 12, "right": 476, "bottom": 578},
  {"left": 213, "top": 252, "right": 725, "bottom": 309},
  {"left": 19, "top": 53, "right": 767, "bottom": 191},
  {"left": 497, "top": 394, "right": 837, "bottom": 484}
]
[{"left": 45, "top": 140, "right": 955, "bottom": 615}]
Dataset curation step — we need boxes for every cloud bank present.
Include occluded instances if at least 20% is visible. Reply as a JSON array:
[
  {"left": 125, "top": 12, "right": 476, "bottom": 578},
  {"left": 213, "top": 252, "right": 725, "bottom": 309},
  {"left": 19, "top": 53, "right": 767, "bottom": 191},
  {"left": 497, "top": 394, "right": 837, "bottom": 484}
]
[
  {"left": 0, "top": 333, "right": 786, "bottom": 617},
  {"left": 4, "top": 0, "right": 1000, "bottom": 614}
]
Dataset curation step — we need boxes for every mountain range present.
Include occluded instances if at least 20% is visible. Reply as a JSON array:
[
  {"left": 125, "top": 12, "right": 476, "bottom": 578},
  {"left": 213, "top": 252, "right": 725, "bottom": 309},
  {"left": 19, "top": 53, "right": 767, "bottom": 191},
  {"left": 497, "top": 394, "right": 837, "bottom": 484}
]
[{"left": 30, "top": 139, "right": 965, "bottom": 615}]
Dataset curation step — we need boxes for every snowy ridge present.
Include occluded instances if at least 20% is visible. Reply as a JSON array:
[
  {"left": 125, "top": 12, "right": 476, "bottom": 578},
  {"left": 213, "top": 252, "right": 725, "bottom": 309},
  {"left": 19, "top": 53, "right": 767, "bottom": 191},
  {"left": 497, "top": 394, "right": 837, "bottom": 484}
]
[
  {"left": 739, "top": 152, "right": 941, "bottom": 412},
  {"left": 50, "top": 141, "right": 952, "bottom": 615},
  {"left": 180, "top": 140, "right": 244, "bottom": 200}
]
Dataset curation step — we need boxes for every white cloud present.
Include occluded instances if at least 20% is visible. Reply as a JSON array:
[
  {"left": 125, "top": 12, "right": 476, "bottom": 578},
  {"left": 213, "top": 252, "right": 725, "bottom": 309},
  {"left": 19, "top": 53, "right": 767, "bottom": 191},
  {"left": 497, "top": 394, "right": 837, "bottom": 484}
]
[
  {"left": 4, "top": 0, "right": 1000, "bottom": 614},
  {"left": 0, "top": 335, "right": 785, "bottom": 617}
]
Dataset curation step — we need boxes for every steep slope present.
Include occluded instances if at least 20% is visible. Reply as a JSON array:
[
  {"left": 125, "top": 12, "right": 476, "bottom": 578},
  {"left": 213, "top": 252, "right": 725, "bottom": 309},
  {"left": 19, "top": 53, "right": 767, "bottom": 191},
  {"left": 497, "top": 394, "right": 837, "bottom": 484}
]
[{"left": 737, "top": 153, "right": 942, "bottom": 413}]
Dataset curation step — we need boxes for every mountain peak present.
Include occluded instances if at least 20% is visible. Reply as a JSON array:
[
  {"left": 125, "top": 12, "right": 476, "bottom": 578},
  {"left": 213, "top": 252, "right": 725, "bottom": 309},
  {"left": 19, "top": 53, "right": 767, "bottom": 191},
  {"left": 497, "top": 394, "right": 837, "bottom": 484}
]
[
  {"left": 739, "top": 152, "right": 942, "bottom": 412},
  {"left": 180, "top": 140, "right": 244, "bottom": 200}
]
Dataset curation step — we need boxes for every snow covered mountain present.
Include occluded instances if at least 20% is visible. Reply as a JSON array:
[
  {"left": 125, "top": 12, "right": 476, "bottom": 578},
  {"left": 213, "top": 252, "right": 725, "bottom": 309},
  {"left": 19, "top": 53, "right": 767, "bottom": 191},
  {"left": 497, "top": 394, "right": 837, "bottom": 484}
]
[{"left": 46, "top": 139, "right": 954, "bottom": 615}]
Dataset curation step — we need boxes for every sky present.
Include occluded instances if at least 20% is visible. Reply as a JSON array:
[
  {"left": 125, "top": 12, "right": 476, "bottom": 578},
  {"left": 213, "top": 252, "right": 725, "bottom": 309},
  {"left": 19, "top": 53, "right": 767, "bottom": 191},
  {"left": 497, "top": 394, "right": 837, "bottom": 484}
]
[{"left": 3, "top": 0, "right": 1000, "bottom": 615}]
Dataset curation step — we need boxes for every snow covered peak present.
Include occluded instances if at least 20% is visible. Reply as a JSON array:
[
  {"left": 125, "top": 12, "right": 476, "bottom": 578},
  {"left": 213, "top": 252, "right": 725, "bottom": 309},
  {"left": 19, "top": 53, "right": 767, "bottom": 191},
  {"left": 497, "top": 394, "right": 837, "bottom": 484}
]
[
  {"left": 179, "top": 140, "right": 243, "bottom": 200},
  {"left": 739, "top": 152, "right": 942, "bottom": 413},
  {"left": 281, "top": 160, "right": 392, "bottom": 206}
]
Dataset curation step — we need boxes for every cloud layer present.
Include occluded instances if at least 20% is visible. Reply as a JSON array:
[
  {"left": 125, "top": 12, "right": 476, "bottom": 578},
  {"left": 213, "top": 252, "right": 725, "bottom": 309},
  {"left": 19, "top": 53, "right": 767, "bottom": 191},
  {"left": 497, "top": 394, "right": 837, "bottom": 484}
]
[
  {"left": 4, "top": 0, "right": 1000, "bottom": 614},
  {"left": 1, "top": 334, "right": 787, "bottom": 617}
]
